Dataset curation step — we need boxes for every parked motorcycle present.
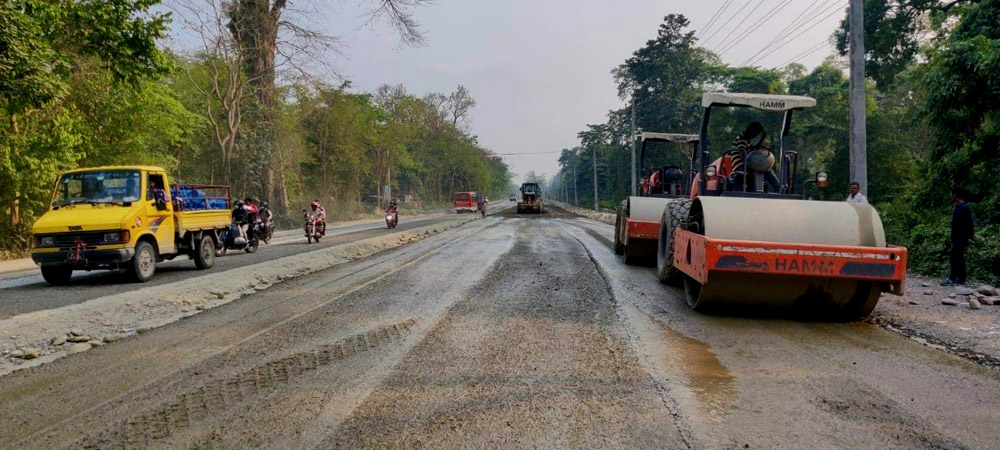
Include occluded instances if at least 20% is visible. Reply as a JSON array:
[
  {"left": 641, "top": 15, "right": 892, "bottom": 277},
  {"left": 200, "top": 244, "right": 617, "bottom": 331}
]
[
  {"left": 304, "top": 211, "right": 325, "bottom": 244},
  {"left": 385, "top": 206, "right": 399, "bottom": 229},
  {"left": 216, "top": 221, "right": 259, "bottom": 256}
]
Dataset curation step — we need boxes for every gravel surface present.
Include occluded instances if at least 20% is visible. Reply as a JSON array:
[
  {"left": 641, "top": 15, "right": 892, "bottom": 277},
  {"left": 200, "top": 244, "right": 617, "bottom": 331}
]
[
  {"left": 869, "top": 275, "right": 1000, "bottom": 368},
  {"left": 0, "top": 204, "right": 998, "bottom": 449}
]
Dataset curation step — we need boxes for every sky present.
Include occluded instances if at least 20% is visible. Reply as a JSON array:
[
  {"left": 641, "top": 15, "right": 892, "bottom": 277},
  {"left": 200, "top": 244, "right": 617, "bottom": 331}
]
[{"left": 172, "top": 0, "right": 848, "bottom": 183}]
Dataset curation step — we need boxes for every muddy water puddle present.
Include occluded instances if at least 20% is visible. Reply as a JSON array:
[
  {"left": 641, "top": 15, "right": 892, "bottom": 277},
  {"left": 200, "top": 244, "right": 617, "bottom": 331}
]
[{"left": 660, "top": 326, "right": 737, "bottom": 420}]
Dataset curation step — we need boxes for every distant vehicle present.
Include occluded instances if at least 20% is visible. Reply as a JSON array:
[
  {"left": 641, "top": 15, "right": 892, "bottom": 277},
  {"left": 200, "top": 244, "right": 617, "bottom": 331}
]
[
  {"left": 31, "top": 166, "right": 230, "bottom": 284},
  {"left": 452, "top": 191, "right": 478, "bottom": 213},
  {"left": 508, "top": 194, "right": 516, "bottom": 201},
  {"left": 516, "top": 183, "right": 542, "bottom": 214}
]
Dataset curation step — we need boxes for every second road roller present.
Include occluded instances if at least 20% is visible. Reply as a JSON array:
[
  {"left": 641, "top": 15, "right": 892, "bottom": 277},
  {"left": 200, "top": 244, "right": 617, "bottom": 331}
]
[
  {"left": 615, "top": 132, "right": 699, "bottom": 265},
  {"left": 656, "top": 92, "right": 907, "bottom": 321}
]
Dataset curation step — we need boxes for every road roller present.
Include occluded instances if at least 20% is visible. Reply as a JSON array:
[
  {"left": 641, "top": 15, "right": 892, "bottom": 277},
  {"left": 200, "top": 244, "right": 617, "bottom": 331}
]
[
  {"left": 656, "top": 92, "right": 907, "bottom": 321},
  {"left": 614, "top": 132, "right": 699, "bottom": 265},
  {"left": 517, "top": 182, "right": 543, "bottom": 214}
]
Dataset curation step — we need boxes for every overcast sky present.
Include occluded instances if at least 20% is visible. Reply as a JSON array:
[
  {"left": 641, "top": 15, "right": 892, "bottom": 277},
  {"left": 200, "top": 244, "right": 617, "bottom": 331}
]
[{"left": 177, "top": 0, "right": 847, "bottom": 183}]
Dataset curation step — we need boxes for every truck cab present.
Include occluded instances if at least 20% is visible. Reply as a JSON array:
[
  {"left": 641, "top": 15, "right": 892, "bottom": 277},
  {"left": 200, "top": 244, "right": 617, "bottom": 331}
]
[{"left": 31, "top": 166, "right": 231, "bottom": 284}]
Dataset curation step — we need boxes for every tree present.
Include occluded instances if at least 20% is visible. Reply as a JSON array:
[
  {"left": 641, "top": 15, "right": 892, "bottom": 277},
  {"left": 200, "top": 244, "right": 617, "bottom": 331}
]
[{"left": 1, "top": 0, "right": 169, "bottom": 251}]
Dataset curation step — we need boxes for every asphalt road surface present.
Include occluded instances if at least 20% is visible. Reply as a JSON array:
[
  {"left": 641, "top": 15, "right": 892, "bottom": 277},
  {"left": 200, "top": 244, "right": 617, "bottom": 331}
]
[
  {"left": 1, "top": 205, "right": 998, "bottom": 449},
  {"left": 0, "top": 212, "right": 464, "bottom": 319}
]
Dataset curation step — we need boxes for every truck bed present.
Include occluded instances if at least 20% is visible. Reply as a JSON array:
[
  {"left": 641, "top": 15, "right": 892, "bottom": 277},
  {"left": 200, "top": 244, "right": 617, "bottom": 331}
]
[{"left": 175, "top": 209, "right": 230, "bottom": 234}]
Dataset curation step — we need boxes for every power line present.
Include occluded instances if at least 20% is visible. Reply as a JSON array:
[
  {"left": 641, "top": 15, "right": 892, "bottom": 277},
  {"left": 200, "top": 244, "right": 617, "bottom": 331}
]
[
  {"left": 746, "top": 0, "right": 843, "bottom": 66},
  {"left": 697, "top": 0, "right": 736, "bottom": 39},
  {"left": 747, "top": 1, "right": 846, "bottom": 66},
  {"left": 773, "top": 39, "right": 832, "bottom": 68},
  {"left": 494, "top": 150, "right": 565, "bottom": 156},
  {"left": 701, "top": 0, "right": 754, "bottom": 46},
  {"left": 716, "top": 0, "right": 797, "bottom": 56},
  {"left": 740, "top": 0, "right": 831, "bottom": 65},
  {"left": 711, "top": 0, "right": 768, "bottom": 53}
]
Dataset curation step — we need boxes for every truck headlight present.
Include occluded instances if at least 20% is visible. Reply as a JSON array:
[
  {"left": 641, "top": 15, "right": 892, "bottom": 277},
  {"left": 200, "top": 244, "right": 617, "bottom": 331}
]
[
  {"left": 705, "top": 166, "right": 717, "bottom": 178},
  {"left": 38, "top": 236, "right": 56, "bottom": 247},
  {"left": 102, "top": 231, "right": 130, "bottom": 244}
]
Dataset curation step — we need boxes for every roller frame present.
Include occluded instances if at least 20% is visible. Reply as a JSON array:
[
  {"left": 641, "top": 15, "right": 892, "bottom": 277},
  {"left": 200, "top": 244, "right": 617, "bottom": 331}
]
[{"left": 672, "top": 228, "right": 906, "bottom": 295}]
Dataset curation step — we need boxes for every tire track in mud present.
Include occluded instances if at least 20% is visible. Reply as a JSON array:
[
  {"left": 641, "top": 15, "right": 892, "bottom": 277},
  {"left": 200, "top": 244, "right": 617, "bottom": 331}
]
[{"left": 72, "top": 319, "right": 418, "bottom": 450}]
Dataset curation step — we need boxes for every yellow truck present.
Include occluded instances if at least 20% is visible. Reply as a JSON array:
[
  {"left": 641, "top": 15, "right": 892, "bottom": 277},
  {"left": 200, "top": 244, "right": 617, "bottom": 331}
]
[{"left": 31, "top": 166, "right": 232, "bottom": 284}]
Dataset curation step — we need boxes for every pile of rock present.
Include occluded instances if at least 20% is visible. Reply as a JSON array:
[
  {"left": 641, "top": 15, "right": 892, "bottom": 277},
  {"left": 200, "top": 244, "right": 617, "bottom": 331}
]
[{"left": 940, "top": 285, "right": 999, "bottom": 309}]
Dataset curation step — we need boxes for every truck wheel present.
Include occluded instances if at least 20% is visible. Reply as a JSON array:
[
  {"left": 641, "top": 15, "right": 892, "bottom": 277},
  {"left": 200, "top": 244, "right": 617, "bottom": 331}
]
[
  {"left": 613, "top": 207, "right": 625, "bottom": 255},
  {"left": 656, "top": 200, "right": 690, "bottom": 285},
  {"left": 127, "top": 241, "right": 156, "bottom": 282},
  {"left": 40, "top": 266, "right": 73, "bottom": 285},
  {"left": 194, "top": 234, "right": 216, "bottom": 270}
]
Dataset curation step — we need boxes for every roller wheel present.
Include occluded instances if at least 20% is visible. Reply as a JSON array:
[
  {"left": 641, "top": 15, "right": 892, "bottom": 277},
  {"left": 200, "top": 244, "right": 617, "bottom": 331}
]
[
  {"left": 834, "top": 282, "right": 882, "bottom": 322},
  {"left": 683, "top": 275, "right": 702, "bottom": 309},
  {"left": 656, "top": 200, "right": 690, "bottom": 285},
  {"left": 613, "top": 206, "right": 625, "bottom": 255},
  {"left": 194, "top": 234, "right": 215, "bottom": 270},
  {"left": 40, "top": 266, "right": 73, "bottom": 285}
]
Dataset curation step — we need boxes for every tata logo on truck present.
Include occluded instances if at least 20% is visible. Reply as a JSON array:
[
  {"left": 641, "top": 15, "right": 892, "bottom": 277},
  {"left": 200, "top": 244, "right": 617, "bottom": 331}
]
[{"left": 758, "top": 100, "right": 786, "bottom": 110}]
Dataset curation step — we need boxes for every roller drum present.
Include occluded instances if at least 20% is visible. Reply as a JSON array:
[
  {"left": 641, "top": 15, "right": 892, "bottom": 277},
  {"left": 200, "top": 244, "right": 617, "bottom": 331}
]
[{"left": 684, "top": 197, "right": 888, "bottom": 320}]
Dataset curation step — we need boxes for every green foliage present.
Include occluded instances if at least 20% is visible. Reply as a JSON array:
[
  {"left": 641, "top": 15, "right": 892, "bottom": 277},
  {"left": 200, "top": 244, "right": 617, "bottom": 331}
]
[{"left": 1, "top": 0, "right": 172, "bottom": 255}]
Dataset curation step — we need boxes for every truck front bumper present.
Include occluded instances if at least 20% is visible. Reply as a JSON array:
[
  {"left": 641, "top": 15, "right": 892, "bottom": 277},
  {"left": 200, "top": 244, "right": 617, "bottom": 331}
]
[{"left": 32, "top": 248, "right": 135, "bottom": 268}]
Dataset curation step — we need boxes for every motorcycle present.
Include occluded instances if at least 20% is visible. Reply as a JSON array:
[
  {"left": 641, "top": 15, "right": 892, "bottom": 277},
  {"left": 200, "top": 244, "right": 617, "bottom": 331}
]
[
  {"left": 304, "top": 211, "right": 325, "bottom": 244},
  {"left": 385, "top": 206, "right": 399, "bottom": 229},
  {"left": 216, "top": 221, "right": 259, "bottom": 256},
  {"left": 258, "top": 214, "right": 274, "bottom": 244}
]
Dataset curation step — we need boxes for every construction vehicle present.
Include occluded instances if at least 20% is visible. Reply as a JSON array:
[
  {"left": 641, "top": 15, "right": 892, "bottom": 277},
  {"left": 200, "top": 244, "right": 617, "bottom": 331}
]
[
  {"left": 656, "top": 93, "right": 907, "bottom": 320},
  {"left": 516, "top": 183, "right": 542, "bottom": 214},
  {"left": 31, "top": 166, "right": 231, "bottom": 284},
  {"left": 615, "top": 132, "right": 699, "bottom": 265}
]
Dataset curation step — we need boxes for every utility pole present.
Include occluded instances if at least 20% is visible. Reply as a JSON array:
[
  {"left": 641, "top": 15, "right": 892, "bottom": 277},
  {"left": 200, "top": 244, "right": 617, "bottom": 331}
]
[
  {"left": 572, "top": 164, "right": 578, "bottom": 206},
  {"left": 592, "top": 146, "right": 599, "bottom": 210},
  {"left": 631, "top": 96, "right": 637, "bottom": 196},
  {"left": 849, "top": 0, "right": 868, "bottom": 196}
]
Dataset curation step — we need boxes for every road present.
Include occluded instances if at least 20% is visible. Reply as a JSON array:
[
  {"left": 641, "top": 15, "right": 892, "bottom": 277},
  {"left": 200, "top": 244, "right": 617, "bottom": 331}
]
[
  {"left": 1, "top": 205, "right": 998, "bottom": 449},
  {"left": 0, "top": 212, "right": 463, "bottom": 319}
]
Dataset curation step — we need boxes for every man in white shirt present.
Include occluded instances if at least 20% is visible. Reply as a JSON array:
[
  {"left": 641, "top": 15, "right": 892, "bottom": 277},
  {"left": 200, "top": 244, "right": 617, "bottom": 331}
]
[{"left": 847, "top": 181, "right": 868, "bottom": 204}]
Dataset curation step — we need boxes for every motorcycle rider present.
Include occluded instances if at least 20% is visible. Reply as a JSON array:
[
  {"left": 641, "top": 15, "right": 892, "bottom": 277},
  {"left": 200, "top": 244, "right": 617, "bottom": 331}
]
[
  {"left": 477, "top": 196, "right": 486, "bottom": 217},
  {"left": 244, "top": 197, "right": 260, "bottom": 237},
  {"left": 310, "top": 200, "right": 327, "bottom": 235},
  {"left": 259, "top": 201, "right": 273, "bottom": 230},
  {"left": 231, "top": 199, "right": 249, "bottom": 241},
  {"left": 387, "top": 198, "right": 399, "bottom": 226}
]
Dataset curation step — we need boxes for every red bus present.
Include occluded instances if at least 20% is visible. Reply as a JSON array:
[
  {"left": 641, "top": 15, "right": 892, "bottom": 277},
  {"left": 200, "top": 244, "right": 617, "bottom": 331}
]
[{"left": 452, "top": 191, "right": 478, "bottom": 213}]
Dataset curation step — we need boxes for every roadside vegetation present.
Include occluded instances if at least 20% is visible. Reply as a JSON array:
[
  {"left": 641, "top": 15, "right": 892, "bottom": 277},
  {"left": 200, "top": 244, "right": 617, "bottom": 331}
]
[
  {"left": 0, "top": 0, "right": 509, "bottom": 257},
  {"left": 555, "top": 3, "right": 1000, "bottom": 284}
]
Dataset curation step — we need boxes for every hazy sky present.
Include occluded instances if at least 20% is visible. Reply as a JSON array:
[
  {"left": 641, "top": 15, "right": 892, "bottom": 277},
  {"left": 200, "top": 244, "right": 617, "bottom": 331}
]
[{"left": 181, "top": 1, "right": 847, "bottom": 183}]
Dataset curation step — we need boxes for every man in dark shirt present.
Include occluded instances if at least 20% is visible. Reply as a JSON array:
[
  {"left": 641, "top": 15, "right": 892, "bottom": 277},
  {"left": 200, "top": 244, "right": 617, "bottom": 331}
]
[{"left": 942, "top": 186, "right": 978, "bottom": 286}]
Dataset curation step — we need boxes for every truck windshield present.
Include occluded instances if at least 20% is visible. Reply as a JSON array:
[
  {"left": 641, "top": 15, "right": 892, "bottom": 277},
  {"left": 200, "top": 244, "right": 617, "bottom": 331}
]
[{"left": 54, "top": 170, "right": 142, "bottom": 206}]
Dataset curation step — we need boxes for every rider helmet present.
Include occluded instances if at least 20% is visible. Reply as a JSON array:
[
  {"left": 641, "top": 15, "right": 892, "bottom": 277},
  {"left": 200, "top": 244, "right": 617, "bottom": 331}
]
[{"left": 310, "top": 201, "right": 319, "bottom": 208}]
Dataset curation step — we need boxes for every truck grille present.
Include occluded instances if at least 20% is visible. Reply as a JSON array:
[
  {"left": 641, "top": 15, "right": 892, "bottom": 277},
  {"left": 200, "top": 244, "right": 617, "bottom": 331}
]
[{"left": 39, "top": 231, "right": 113, "bottom": 248}]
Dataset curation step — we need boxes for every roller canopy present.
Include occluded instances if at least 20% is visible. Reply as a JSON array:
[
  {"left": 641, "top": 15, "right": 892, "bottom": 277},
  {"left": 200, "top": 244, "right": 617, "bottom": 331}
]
[{"left": 701, "top": 93, "right": 816, "bottom": 111}]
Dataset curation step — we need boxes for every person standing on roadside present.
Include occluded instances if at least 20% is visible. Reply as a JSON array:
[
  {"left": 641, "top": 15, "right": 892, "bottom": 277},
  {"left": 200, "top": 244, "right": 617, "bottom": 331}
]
[
  {"left": 846, "top": 181, "right": 868, "bottom": 205},
  {"left": 942, "top": 186, "right": 978, "bottom": 286}
]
